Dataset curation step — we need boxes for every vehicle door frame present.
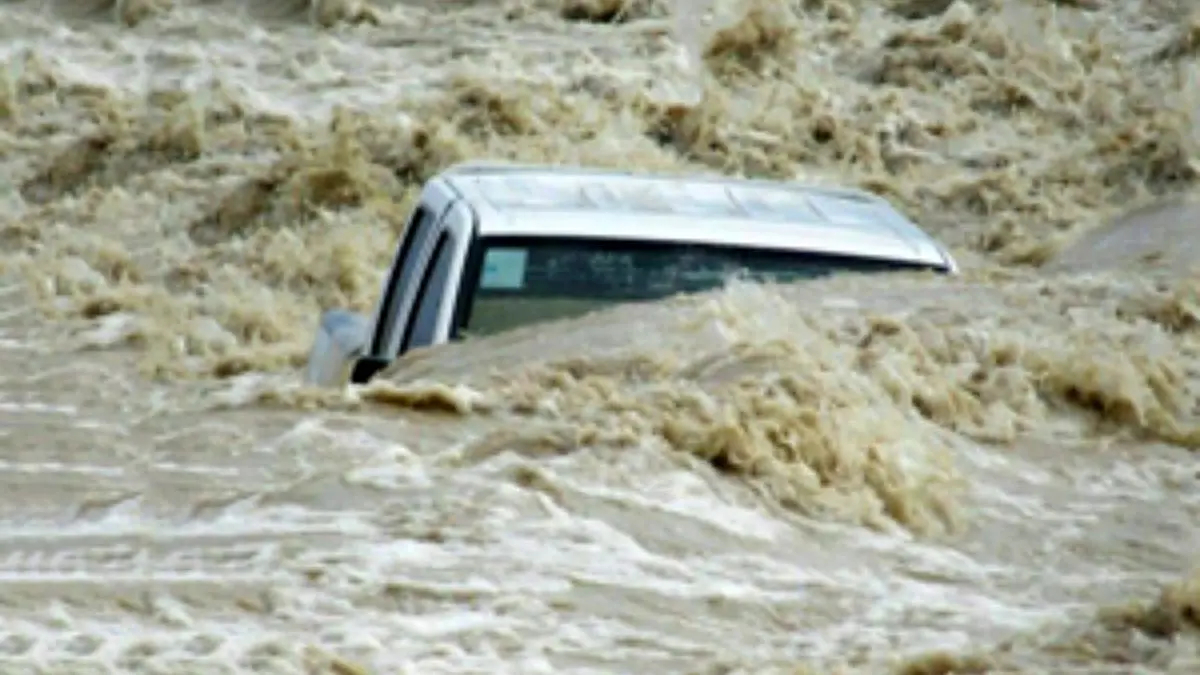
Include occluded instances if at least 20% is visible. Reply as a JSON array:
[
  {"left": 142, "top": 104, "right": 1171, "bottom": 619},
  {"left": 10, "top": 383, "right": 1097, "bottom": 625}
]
[
  {"left": 365, "top": 179, "right": 456, "bottom": 360},
  {"left": 396, "top": 199, "right": 476, "bottom": 355}
]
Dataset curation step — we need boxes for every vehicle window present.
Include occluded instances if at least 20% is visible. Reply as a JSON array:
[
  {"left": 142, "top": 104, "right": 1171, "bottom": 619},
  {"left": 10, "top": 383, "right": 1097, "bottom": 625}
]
[
  {"left": 460, "top": 237, "right": 940, "bottom": 338},
  {"left": 403, "top": 231, "right": 456, "bottom": 351},
  {"left": 371, "top": 205, "right": 437, "bottom": 354}
]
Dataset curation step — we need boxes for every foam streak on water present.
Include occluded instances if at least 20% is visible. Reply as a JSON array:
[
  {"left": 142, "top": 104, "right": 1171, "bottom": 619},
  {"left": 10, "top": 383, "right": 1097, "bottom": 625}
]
[{"left": 1, "top": 0, "right": 1200, "bottom": 673}]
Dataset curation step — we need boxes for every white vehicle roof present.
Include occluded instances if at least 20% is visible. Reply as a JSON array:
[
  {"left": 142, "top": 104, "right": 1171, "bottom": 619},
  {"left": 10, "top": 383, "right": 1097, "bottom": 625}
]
[{"left": 439, "top": 162, "right": 953, "bottom": 269}]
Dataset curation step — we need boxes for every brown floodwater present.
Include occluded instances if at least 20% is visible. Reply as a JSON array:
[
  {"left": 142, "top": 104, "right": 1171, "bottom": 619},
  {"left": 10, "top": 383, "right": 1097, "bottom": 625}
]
[{"left": 0, "top": 0, "right": 1198, "bottom": 673}]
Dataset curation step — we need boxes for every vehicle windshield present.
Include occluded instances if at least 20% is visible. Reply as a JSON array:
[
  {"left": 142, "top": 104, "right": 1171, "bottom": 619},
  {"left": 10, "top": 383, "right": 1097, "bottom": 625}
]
[{"left": 459, "top": 237, "right": 944, "bottom": 338}]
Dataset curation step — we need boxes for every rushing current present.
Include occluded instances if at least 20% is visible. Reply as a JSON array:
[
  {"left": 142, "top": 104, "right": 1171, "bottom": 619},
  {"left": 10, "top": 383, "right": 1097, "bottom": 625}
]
[{"left": 1, "top": 0, "right": 1199, "bottom": 673}]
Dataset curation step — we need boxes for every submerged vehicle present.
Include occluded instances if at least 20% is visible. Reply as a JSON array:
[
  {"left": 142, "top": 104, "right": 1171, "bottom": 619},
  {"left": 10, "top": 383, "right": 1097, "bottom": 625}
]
[{"left": 304, "top": 162, "right": 958, "bottom": 387}]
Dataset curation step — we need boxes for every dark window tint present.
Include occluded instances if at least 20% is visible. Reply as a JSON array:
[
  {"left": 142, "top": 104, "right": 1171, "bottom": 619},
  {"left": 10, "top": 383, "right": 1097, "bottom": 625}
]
[
  {"left": 460, "top": 237, "right": 940, "bottom": 337},
  {"left": 404, "top": 231, "right": 457, "bottom": 351},
  {"left": 371, "top": 206, "right": 438, "bottom": 354}
]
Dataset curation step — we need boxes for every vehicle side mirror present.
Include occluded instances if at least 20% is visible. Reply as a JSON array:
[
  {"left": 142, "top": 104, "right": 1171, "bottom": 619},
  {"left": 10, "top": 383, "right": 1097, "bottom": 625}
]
[{"left": 304, "top": 309, "right": 370, "bottom": 387}]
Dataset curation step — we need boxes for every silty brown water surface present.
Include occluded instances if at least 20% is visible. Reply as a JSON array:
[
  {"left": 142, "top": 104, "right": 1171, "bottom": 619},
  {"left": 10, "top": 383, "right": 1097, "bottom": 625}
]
[{"left": 1, "top": 0, "right": 1200, "bottom": 672}]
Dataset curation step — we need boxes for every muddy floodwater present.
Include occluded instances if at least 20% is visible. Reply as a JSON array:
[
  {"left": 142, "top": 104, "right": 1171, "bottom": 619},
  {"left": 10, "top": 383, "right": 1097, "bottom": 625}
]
[{"left": 1, "top": 0, "right": 1200, "bottom": 673}]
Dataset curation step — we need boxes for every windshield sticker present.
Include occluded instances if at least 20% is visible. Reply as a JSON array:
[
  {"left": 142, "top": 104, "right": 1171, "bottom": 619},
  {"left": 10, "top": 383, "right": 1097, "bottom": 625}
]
[{"left": 481, "top": 248, "right": 529, "bottom": 289}]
